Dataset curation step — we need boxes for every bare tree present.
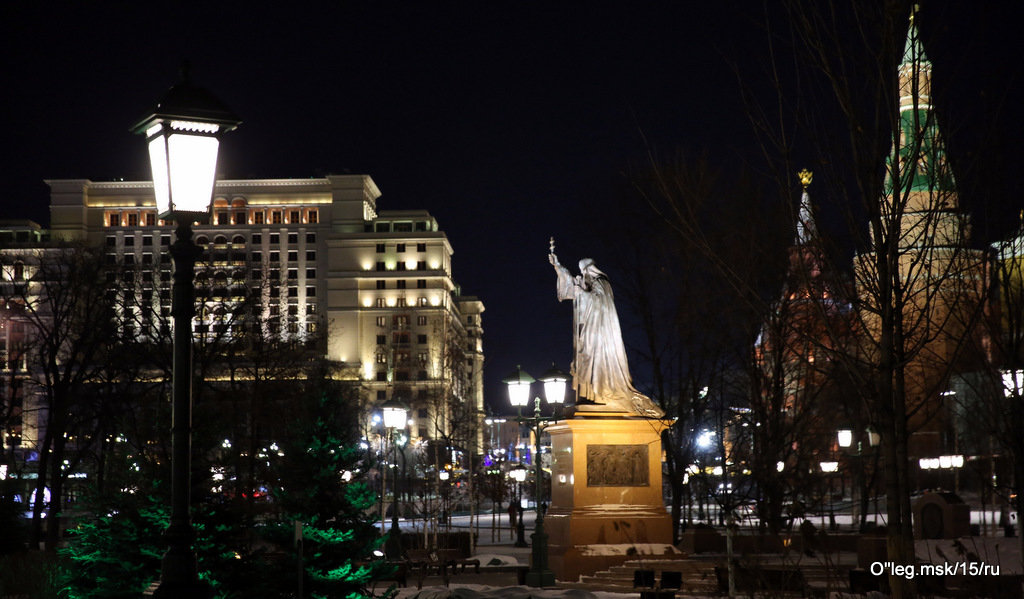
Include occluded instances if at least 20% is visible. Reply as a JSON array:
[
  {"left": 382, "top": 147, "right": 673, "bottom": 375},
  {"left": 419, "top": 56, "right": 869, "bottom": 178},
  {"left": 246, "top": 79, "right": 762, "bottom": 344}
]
[
  {"left": 0, "top": 244, "right": 124, "bottom": 549},
  {"left": 752, "top": 5, "right": 991, "bottom": 597}
]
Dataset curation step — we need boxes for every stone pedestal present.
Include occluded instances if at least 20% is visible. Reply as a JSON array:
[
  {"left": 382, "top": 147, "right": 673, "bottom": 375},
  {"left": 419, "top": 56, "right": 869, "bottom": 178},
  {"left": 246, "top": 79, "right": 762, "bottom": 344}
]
[{"left": 545, "top": 412, "right": 674, "bottom": 582}]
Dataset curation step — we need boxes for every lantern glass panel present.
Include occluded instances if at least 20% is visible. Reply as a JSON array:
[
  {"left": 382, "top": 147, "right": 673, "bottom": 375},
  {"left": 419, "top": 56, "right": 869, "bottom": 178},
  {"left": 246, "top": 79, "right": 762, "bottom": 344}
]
[
  {"left": 382, "top": 406, "right": 407, "bottom": 429},
  {"left": 507, "top": 381, "right": 531, "bottom": 407},
  {"left": 543, "top": 379, "right": 566, "bottom": 404}
]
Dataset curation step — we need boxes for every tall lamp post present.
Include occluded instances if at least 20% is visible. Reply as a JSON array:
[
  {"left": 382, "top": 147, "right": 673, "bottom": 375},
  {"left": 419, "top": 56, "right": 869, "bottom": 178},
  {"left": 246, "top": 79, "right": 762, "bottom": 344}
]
[
  {"left": 510, "top": 464, "right": 528, "bottom": 547},
  {"left": 133, "top": 69, "right": 240, "bottom": 598},
  {"left": 838, "top": 425, "right": 880, "bottom": 531},
  {"left": 503, "top": 364, "right": 568, "bottom": 587},
  {"left": 381, "top": 398, "right": 409, "bottom": 559},
  {"left": 838, "top": 427, "right": 853, "bottom": 508}
]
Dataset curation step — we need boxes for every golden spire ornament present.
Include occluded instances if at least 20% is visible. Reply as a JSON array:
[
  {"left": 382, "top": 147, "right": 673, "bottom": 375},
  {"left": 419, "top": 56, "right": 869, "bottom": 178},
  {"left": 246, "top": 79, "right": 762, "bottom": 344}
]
[{"left": 798, "top": 169, "right": 813, "bottom": 189}]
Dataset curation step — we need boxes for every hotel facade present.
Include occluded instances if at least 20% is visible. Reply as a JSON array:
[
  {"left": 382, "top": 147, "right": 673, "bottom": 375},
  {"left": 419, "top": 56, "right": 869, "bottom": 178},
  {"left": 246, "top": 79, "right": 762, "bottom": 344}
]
[{"left": 1, "top": 174, "right": 484, "bottom": 453}]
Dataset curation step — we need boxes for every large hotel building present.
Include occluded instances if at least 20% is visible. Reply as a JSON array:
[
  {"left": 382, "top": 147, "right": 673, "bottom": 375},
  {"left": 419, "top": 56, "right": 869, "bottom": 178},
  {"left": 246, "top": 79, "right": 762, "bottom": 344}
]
[{"left": 1, "top": 174, "right": 484, "bottom": 450}]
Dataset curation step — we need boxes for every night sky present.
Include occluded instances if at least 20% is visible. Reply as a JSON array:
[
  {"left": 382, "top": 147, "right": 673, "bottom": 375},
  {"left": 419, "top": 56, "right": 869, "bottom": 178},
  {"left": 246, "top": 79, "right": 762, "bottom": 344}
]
[{"left": 2, "top": 3, "right": 1022, "bottom": 413}]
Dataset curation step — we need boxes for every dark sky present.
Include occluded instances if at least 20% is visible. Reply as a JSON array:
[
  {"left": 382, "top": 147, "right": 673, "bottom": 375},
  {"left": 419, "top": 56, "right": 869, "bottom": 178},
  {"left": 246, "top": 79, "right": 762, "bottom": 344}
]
[{"left": 2, "top": 2, "right": 1022, "bottom": 413}]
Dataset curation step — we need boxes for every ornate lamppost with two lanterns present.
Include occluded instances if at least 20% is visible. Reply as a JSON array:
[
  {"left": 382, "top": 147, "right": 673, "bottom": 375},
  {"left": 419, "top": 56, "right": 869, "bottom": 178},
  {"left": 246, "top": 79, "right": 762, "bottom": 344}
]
[
  {"left": 132, "top": 69, "right": 240, "bottom": 598},
  {"left": 503, "top": 364, "right": 568, "bottom": 588}
]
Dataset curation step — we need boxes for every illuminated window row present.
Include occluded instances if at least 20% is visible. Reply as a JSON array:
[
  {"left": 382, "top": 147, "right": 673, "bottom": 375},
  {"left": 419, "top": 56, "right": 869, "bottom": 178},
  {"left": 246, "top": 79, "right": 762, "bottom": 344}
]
[
  {"left": 214, "top": 208, "right": 318, "bottom": 226},
  {"left": 376, "top": 242, "right": 428, "bottom": 253},
  {"left": 375, "top": 315, "right": 429, "bottom": 327},
  {"left": 362, "top": 295, "right": 442, "bottom": 308},
  {"left": 103, "top": 208, "right": 320, "bottom": 227}
]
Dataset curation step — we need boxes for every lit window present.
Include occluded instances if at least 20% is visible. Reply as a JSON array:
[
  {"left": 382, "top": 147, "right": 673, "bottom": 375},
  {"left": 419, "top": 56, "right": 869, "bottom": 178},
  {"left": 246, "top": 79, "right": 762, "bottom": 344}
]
[
  {"left": 254, "top": 212, "right": 265, "bottom": 225},
  {"left": 308, "top": 210, "right": 318, "bottom": 224}
]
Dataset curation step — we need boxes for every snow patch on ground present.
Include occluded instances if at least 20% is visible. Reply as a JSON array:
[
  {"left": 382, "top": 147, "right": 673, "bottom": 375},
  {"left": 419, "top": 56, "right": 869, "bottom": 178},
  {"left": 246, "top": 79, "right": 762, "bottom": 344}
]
[
  {"left": 576, "top": 543, "right": 679, "bottom": 557},
  {"left": 475, "top": 553, "right": 521, "bottom": 566}
]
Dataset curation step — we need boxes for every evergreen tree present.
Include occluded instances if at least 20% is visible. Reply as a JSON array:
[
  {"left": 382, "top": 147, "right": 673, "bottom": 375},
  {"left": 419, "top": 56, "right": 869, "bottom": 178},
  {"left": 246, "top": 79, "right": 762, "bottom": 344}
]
[
  {"left": 61, "top": 382, "right": 392, "bottom": 599},
  {"left": 269, "top": 388, "right": 392, "bottom": 599}
]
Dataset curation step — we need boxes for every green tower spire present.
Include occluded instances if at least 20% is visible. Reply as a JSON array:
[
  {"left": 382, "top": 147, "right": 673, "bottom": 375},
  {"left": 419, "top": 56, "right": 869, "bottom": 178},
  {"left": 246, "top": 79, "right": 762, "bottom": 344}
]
[{"left": 886, "top": 4, "right": 955, "bottom": 197}]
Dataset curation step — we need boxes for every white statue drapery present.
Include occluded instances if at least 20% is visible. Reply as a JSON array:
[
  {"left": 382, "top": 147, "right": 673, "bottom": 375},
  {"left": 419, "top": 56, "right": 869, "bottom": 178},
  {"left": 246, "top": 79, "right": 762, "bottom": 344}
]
[{"left": 550, "top": 250, "right": 663, "bottom": 417}]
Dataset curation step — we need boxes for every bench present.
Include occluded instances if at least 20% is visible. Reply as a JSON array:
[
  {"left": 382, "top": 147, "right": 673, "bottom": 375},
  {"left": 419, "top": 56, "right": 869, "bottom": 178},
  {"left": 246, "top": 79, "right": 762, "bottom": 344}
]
[
  {"left": 436, "top": 548, "right": 481, "bottom": 575},
  {"left": 404, "top": 548, "right": 482, "bottom": 587},
  {"left": 404, "top": 548, "right": 443, "bottom": 588},
  {"left": 634, "top": 568, "right": 683, "bottom": 599}
]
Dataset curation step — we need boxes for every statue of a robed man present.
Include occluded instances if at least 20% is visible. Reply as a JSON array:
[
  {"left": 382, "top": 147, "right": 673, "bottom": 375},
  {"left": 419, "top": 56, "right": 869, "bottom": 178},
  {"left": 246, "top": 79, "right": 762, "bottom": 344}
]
[{"left": 549, "top": 239, "right": 663, "bottom": 417}]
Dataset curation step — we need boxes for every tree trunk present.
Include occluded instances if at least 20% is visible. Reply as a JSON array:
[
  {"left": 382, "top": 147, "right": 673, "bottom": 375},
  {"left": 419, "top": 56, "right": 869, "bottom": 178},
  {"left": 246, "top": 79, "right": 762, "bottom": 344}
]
[{"left": 45, "top": 432, "right": 67, "bottom": 550}]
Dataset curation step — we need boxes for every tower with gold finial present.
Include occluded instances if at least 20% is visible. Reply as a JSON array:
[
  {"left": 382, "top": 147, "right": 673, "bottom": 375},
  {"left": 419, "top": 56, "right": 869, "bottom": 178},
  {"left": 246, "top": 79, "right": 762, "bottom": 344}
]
[
  {"left": 855, "top": 4, "right": 988, "bottom": 462},
  {"left": 756, "top": 169, "right": 854, "bottom": 416}
]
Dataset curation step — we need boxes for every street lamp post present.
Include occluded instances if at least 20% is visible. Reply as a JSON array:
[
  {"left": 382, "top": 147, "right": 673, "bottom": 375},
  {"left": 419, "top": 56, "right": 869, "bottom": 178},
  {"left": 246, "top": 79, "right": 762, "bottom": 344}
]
[
  {"left": 510, "top": 465, "right": 528, "bottom": 547},
  {"left": 133, "top": 68, "right": 240, "bottom": 598},
  {"left": 837, "top": 426, "right": 880, "bottom": 531},
  {"left": 838, "top": 427, "right": 853, "bottom": 522},
  {"left": 503, "top": 364, "right": 568, "bottom": 587},
  {"left": 381, "top": 399, "right": 409, "bottom": 559}
]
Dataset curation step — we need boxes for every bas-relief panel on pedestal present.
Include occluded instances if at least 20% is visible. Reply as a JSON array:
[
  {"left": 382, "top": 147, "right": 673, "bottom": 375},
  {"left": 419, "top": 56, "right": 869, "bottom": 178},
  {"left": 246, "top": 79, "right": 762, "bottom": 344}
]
[{"left": 585, "top": 444, "right": 648, "bottom": 487}]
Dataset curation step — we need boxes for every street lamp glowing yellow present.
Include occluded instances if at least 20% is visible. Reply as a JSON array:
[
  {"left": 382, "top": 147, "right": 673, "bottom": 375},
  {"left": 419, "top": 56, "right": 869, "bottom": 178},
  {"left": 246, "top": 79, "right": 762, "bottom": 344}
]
[{"left": 132, "top": 67, "right": 240, "bottom": 220}]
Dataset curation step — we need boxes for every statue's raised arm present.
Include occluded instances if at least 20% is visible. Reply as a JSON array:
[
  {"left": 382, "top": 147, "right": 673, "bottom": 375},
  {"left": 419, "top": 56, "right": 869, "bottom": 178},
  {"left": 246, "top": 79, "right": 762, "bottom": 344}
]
[{"left": 548, "top": 247, "right": 664, "bottom": 418}]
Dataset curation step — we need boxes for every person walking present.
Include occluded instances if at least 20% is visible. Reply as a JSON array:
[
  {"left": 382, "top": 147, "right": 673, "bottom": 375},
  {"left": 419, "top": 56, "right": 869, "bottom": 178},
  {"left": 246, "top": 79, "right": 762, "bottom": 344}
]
[{"left": 508, "top": 500, "right": 518, "bottom": 534}]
